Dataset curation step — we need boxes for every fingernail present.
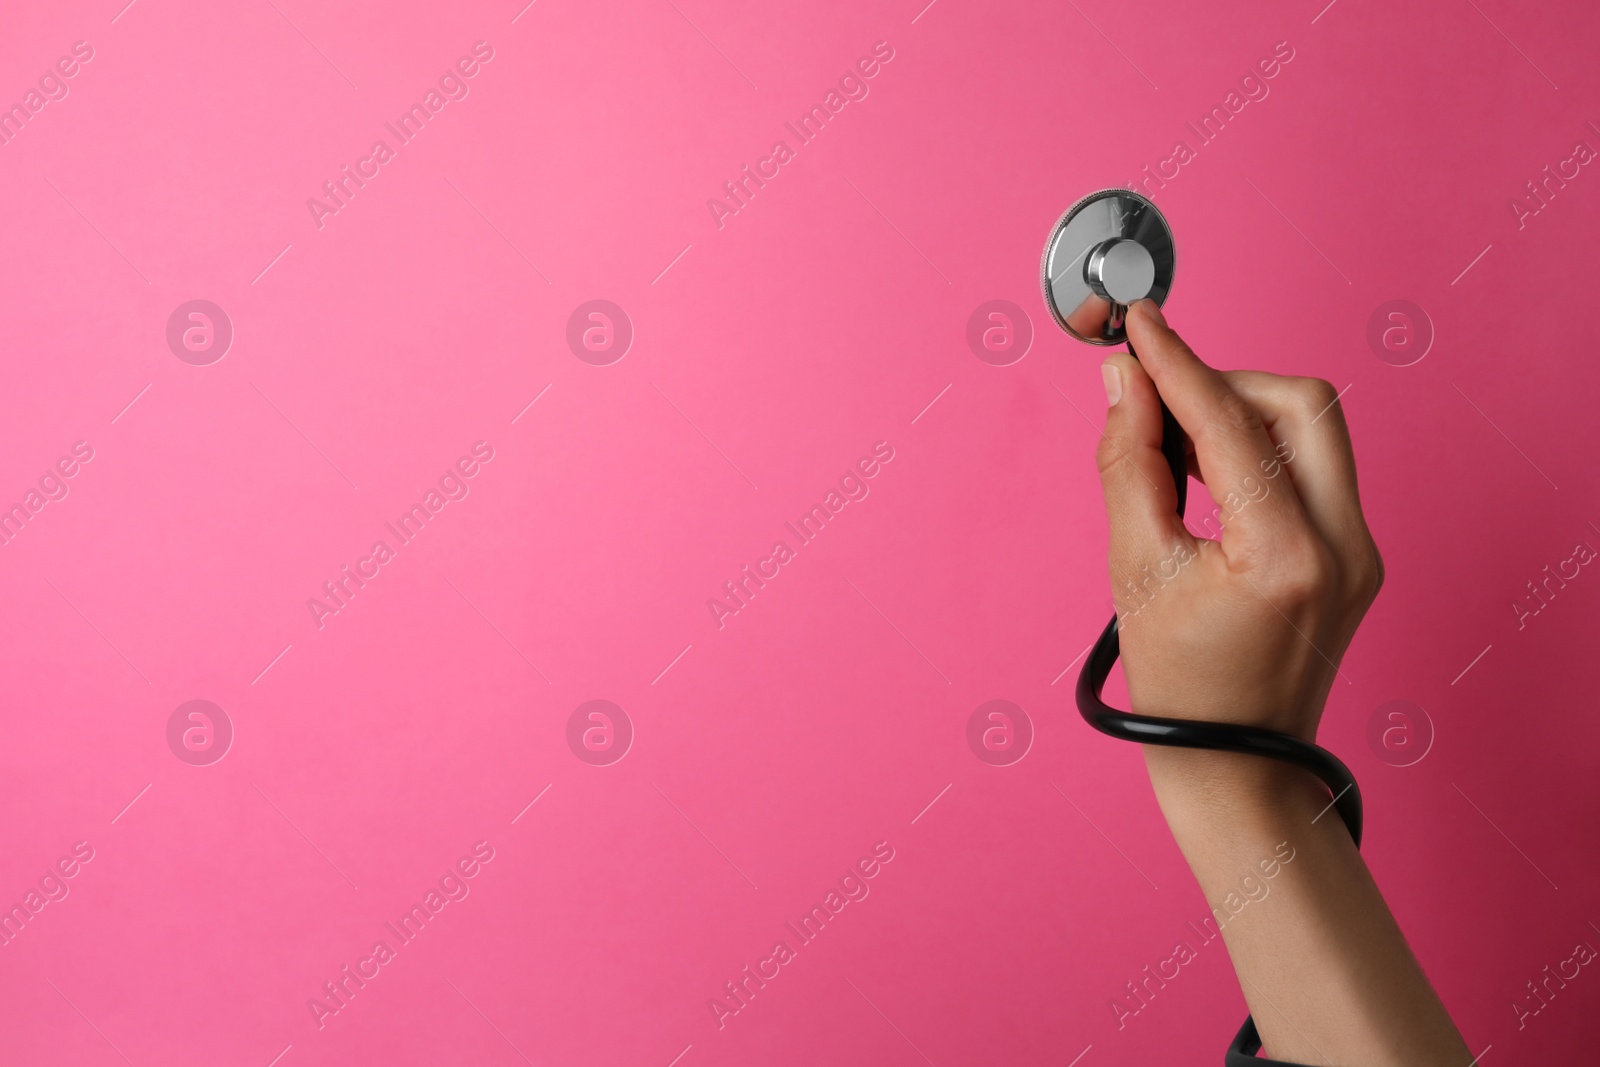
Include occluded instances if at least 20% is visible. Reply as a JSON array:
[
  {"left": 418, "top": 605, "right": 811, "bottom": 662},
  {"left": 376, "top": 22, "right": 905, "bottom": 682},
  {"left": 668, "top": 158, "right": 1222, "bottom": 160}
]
[
  {"left": 1101, "top": 362, "right": 1122, "bottom": 407},
  {"left": 1140, "top": 299, "right": 1166, "bottom": 327}
]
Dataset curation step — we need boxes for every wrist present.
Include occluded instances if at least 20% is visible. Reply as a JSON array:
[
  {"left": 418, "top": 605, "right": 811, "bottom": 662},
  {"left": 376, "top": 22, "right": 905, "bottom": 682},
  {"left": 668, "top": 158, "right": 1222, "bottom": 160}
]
[
  {"left": 1142, "top": 746, "right": 1332, "bottom": 835},
  {"left": 1122, "top": 671, "right": 1330, "bottom": 744}
]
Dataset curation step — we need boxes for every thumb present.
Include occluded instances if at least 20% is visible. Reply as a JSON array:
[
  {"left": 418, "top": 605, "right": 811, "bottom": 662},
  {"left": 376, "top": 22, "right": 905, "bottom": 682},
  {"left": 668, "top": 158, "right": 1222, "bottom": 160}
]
[{"left": 1096, "top": 351, "right": 1191, "bottom": 588}]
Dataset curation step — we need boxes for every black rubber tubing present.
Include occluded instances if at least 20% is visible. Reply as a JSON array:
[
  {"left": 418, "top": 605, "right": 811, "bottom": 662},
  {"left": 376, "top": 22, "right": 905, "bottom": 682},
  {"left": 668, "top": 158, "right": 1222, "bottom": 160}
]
[{"left": 1073, "top": 342, "right": 1362, "bottom": 1065}]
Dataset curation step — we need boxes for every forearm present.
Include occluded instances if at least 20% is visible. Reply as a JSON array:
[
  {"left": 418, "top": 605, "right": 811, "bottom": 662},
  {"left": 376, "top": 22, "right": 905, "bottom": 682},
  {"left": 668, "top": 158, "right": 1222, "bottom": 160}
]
[{"left": 1143, "top": 746, "right": 1470, "bottom": 1067}]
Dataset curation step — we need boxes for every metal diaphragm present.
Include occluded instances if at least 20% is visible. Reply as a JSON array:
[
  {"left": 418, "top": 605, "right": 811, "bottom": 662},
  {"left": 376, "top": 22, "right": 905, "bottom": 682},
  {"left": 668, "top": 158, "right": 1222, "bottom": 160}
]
[{"left": 1040, "top": 189, "right": 1175, "bottom": 346}]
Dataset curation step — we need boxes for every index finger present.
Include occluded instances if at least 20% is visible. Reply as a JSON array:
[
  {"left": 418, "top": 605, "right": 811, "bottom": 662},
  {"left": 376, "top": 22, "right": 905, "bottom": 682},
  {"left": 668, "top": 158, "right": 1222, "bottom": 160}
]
[{"left": 1124, "top": 301, "right": 1308, "bottom": 546}]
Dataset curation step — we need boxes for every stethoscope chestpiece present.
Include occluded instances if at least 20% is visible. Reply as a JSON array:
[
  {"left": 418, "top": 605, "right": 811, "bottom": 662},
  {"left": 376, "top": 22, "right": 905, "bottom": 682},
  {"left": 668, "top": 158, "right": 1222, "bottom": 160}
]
[{"left": 1040, "top": 189, "right": 1176, "bottom": 346}]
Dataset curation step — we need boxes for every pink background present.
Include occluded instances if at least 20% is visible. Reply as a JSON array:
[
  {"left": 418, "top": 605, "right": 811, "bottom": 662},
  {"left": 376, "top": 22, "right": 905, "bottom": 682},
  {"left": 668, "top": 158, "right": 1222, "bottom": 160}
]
[{"left": 2, "top": 0, "right": 1597, "bottom": 1063}]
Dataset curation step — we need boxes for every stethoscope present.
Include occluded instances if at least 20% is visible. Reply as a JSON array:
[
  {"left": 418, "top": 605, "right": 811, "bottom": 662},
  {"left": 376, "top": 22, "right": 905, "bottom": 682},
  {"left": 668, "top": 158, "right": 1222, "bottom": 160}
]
[{"left": 1040, "top": 190, "right": 1363, "bottom": 1066}]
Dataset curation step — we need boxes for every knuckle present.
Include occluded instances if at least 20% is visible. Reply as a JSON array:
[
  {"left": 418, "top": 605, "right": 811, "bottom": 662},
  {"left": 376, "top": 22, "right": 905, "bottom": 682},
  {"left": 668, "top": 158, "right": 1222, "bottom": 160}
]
[
  {"left": 1258, "top": 535, "right": 1338, "bottom": 607},
  {"left": 1095, "top": 433, "right": 1134, "bottom": 478},
  {"left": 1297, "top": 377, "right": 1341, "bottom": 419},
  {"left": 1351, "top": 537, "right": 1385, "bottom": 604},
  {"left": 1215, "top": 390, "right": 1265, "bottom": 437}
]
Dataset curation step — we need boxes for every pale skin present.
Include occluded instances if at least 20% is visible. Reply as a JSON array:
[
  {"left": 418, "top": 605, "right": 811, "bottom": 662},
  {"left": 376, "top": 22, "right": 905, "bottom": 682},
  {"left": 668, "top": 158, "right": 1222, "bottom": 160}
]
[{"left": 1096, "top": 300, "right": 1471, "bottom": 1066}]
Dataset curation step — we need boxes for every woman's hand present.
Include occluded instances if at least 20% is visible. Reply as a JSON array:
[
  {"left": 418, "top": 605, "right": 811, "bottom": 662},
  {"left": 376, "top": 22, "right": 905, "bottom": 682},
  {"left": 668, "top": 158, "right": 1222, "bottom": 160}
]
[
  {"left": 1096, "top": 299, "right": 1383, "bottom": 743},
  {"left": 1091, "top": 301, "right": 1470, "bottom": 1067}
]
